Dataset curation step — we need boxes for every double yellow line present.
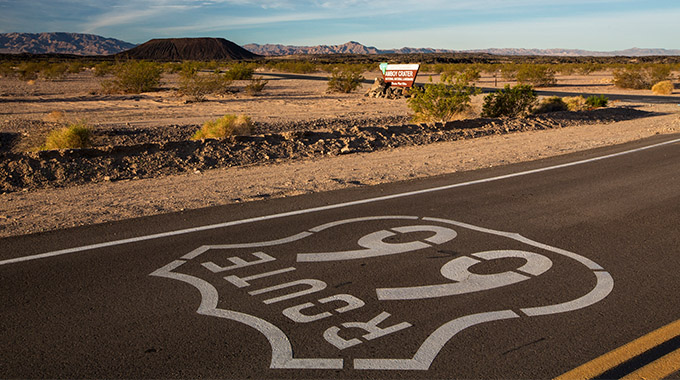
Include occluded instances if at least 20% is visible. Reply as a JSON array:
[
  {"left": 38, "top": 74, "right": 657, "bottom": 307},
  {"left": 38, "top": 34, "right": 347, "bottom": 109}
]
[{"left": 556, "top": 319, "right": 680, "bottom": 379}]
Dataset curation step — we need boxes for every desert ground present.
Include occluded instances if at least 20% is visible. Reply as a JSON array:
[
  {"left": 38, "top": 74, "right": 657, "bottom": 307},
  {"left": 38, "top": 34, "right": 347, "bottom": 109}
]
[{"left": 1, "top": 68, "right": 679, "bottom": 237}]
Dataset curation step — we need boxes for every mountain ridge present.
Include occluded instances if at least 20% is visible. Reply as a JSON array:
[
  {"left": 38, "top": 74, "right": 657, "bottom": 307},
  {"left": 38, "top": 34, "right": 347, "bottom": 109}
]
[
  {"left": 244, "top": 41, "right": 680, "bottom": 57},
  {"left": 0, "top": 32, "right": 136, "bottom": 55}
]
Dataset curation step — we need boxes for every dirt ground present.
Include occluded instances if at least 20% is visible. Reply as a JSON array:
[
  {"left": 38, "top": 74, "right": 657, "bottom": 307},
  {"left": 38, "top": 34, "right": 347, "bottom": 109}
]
[{"left": 0, "top": 69, "right": 679, "bottom": 237}]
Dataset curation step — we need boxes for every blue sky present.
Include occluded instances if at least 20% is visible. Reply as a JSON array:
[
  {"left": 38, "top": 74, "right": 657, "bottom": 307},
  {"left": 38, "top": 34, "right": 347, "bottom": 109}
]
[{"left": 1, "top": 0, "right": 679, "bottom": 50}]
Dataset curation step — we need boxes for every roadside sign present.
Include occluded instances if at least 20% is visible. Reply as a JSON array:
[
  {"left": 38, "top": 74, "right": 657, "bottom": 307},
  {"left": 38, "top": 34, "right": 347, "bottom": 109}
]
[{"left": 381, "top": 63, "right": 419, "bottom": 88}]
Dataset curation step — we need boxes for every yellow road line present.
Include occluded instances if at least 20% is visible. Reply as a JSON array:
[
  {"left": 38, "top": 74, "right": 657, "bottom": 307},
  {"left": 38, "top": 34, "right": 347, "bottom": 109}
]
[
  {"left": 620, "top": 348, "right": 680, "bottom": 380},
  {"left": 555, "top": 319, "right": 680, "bottom": 380}
]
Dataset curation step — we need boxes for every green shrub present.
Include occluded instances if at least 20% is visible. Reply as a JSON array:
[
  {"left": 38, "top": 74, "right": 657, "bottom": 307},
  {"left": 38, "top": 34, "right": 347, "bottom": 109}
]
[
  {"left": 0, "top": 62, "right": 15, "bottom": 78},
  {"left": 270, "top": 61, "right": 318, "bottom": 74},
  {"left": 327, "top": 67, "right": 364, "bottom": 93},
  {"left": 245, "top": 77, "right": 269, "bottom": 95},
  {"left": 17, "top": 62, "right": 41, "bottom": 81},
  {"left": 585, "top": 95, "right": 608, "bottom": 108},
  {"left": 102, "top": 61, "right": 163, "bottom": 94},
  {"left": 533, "top": 96, "right": 569, "bottom": 114},
  {"left": 178, "top": 70, "right": 229, "bottom": 102},
  {"left": 41, "top": 122, "right": 92, "bottom": 150},
  {"left": 224, "top": 62, "right": 255, "bottom": 80},
  {"left": 407, "top": 73, "right": 481, "bottom": 125},
  {"left": 93, "top": 62, "right": 115, "bottom": 77},
  {"left": 613, "top": 65, "right": 672, "bottom": 89},
  {"left": 67, "top": 61, "right": 84, "bottom": 74},
  {"left": 516, "top": 65, "right": 556, "bottom": 87},
  {"left": 651, "top": 80, "right": 674, "bottom": 95},
  {"left": 192, "top": 114, "right": 252, "bottom": 140},
  {"left": 481, "top": 84, "right": 537, "bottom": 118},
  {"left": 564, "top": 96, "right": 588, "bottom": 111},
  {"left": 42, "top": 63, "right": 69, "bottom": 81}
]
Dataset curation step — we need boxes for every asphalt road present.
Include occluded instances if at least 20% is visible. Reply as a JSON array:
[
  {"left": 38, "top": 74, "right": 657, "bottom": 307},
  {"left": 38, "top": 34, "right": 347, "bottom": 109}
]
[{"left": 1, "top": 134, "right": 679, "bottom": 378}]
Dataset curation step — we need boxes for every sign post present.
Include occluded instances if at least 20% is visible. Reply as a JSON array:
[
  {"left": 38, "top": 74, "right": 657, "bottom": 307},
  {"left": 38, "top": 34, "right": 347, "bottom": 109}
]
[{"left": 380, "top": 63, "right": 420, "bottom": 88}]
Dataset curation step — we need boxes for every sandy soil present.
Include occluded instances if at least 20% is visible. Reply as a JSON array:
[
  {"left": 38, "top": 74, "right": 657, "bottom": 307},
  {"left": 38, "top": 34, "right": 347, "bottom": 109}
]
[{"left": 0, "top": 69, "right": 679, "bottom": 237}]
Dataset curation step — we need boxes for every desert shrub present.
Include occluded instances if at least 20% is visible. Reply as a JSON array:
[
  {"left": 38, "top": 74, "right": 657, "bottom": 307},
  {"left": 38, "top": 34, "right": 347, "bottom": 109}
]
[
  {"left": 192, "top": 114, "right": 252, "bottom": 140},
  {"left": 442, "top": 67, "right": 480, "bottom": 85},
  {"left": 44, "top": 110, "right": 67, "bottom": 122},
  {"left": 41, "top": 122, "right": 92, "bottom": 150},
  {"left": 42, "top": 63, "right": 69, "bottom": 81},
  {"left": 270, "top": 61, "right": 318, "bottom": 74},
  {"left": 585, "top": 95, "right": 608, "bottom": 108},
  {"left": 501, "top": 64, "right": 518, "bottom": 81},
  {"left": 564, "top": 96, "right": 588, "bottom": 111},
  {"left": 577, "top": 63, "right": 601, "bottom": 76},
  {"left": 613, "top": 65, "right": 672, "bottom": 89},
  {"left": 93, "top": 62, "right": 115, "bottom": 77},
  {"left": 102, "top": 60, "right": 163, "bottom": 94},
  {"left": 327, "top": 67, "right": 364, "bottom": 93},
  {"left": 224, "top": 62, "right": 255, "bottom": 80},
  {"left": 481, "top": 84, "right": 537, "bottom": 118},
  {"left": 0, "top": 62, "right": 15, "bottom": 77},
  {"left": 516, "top": 64, "right": 556, "bottom": 87},
  {"left": 533, "top": 96, "right": 569, "bottom": 114},
  {"left": 178, "top": 69, "right": 229, "bottom": 102},
  {"left": 408, "top": 73, "right": 480, "bottom": 125},
  {"left": 245, "top": 77, "right": 269, "bottom": 95},
  {"left": 67, "top": 61, "right": 84, "bottom": 74},
  {"left": 17, "top": 62, "right": 41, "bottom": 81},
  {"left": 651, "top": 80, "right": 674, "bottom": 95}
]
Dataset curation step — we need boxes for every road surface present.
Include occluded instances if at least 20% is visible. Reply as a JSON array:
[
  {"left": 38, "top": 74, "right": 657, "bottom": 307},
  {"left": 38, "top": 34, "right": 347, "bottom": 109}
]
[{"left": 1, "top": 134, "right": 679, "bottom": 378}]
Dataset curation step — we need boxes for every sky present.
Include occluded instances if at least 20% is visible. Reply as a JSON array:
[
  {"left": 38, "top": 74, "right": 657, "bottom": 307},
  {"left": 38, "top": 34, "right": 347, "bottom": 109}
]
[{"left": 1, "top": 0, "right": 679, "bottom": 51}]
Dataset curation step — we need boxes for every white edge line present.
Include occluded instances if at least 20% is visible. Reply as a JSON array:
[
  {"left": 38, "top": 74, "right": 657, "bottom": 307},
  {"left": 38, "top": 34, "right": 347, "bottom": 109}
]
[{"left": 2, "top": 137, "right": 679, "bottom": 267}]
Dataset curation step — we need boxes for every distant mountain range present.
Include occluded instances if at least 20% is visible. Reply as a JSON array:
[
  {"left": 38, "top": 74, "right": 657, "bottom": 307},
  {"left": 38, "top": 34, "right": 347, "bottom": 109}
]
[
  {"left": 2, "top": 33, "right": 679, "bottom": 57},
  {"left": 244, "top": 41, "right": 680, "bottom": 57},
  {"left": 0, "top": 32, "right": 136, "bottom": 55}
]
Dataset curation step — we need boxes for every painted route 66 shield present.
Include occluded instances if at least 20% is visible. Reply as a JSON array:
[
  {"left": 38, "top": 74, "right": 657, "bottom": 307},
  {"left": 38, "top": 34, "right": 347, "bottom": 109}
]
[{"left": 151, "top": 215, "right": 613, "bottom": 371}]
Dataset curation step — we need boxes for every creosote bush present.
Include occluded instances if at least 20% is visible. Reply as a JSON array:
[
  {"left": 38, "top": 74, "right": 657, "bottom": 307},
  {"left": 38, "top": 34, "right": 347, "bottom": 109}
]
[
  {"left": 224, "top": 63, "right": 255, "bottom": 80},
  {"left": 245, "top": 77, "right": 269, "bottom": 95},
  {"left": 41, "top": 122, "right": 92, "bottom": 150},
  {"left": 178, "top": 69, "right": 230, "bottom": 102},
  {"left": 563, "top": 96, "right": 588, "bottom": 111},
  {"left": 515, "top": 65, "right": 556, "bottom": 87},
  {"left": 192, "top": 114, "right": 252, "bottom": 140},
  {"left": 533, "top": 96, "right": 568, "bottom": 114},
  {"left": 613, "top": 65, "right": 672, "bottom": 90},
  {"left": 651, "top": 80, "right": 674, "bottom": 95},
  {"left": 585, "top": 95, "right": 608, "bottom": 108},
  {"left": 407, "top": 73, "right": 481, "bottom": 125},
  {"left": 102, "top": 61, "right": 163, "bottom": 94},
  {"left": 481, "top": 84, "right": 537, "bottom": 118},
  {"left": 327, "top": 67, "right": 364, "bottom": 93}
]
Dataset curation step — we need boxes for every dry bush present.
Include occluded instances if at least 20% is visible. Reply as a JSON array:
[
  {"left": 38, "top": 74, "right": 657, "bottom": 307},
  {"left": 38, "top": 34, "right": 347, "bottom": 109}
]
[
  {"left": 192, "top": 114, "right": 252, "bottom": 140},
  {"left": 613, "top": 65, "right": 672, "bottom": 89},
  {"left": 651, "top": 80, "right": 674, "bottom": 95},
  {"left": 42, "top": 63, "right": 69, "bottom": 81},
  {"left": 533, "top": 96, "right": 568, "bottom": 114},
  {"left": 178, "top": 70, "right": 230, "bottom": 102},
  {"left": 41, "top": 122, "right": 92, "bottom": 150},
  {"left": 44, "top": 110, "right": 67, "bottom": 123},
  {"left": 563, "top": 96, "right": 588, "bottom": 111},
  {"left": 245, "top": 77, "right": 269, "bottom": 95}
]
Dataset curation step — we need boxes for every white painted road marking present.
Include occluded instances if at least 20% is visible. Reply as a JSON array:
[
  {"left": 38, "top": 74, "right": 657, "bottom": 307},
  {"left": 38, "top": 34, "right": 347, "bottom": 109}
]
[
  {"left": 2, "top": 137, "right": 678, "bottom": 266},
  {"left": 151, "top": 215, "right": 614, "bottom": 371}
]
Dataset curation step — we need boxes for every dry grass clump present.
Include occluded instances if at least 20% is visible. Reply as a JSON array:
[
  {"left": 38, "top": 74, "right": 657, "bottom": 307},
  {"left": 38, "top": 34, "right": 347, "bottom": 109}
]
[
  {"left": 244, "top": 77, "right": 269, "bottom": 95},
  {"left": 563, "top": 96, "right": 588, "bottom": 111},
  {"left": 41, "top": 122, "right": 92, "bottom": 150},
  {"left": 651, "top": 80, "right": 674, "bottom": 95},
  {"left": 192, "top": 114, "right": 252, "bottom": 140},
  {"left": 44, "top": 110, "right": 67, "bottom": 123}
]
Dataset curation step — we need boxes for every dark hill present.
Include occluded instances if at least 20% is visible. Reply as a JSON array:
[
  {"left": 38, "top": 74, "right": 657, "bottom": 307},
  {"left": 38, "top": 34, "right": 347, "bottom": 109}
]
[{"left": 118, "top": 38, "right": 260, "bottom": 61}]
